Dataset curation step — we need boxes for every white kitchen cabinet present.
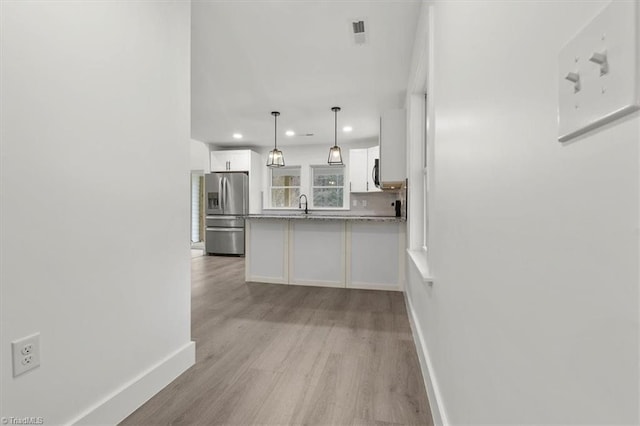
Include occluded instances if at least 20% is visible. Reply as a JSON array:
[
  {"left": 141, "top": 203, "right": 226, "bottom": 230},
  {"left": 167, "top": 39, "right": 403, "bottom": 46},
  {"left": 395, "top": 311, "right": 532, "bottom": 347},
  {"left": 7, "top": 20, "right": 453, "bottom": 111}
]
[
  {"left": 289, "top": 221, "right": 345, "bottom": 288},
  {"left": 349, "top": 146, "right": 381, "bottom": 193},
  {"left": 210, "top": 150, "right": 251, "bottom": 172},
  {"left": 246, "top": 220, "right": 288, "bottom": 284},
  {"left": 347, "top": 222, "right": 404, "bottom": 291},
  {"left": 379, "top": 109, "right": 407, "bottom": 187},
  {"left": 349, "top": 149, "right": 368, "bottom": 192}
]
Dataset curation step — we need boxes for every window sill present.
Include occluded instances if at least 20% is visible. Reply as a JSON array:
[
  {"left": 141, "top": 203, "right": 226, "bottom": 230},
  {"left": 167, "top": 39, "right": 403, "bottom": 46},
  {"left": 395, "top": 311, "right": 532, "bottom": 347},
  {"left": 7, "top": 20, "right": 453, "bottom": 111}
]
[{"left": 407, "top": 249, "right": 434, "bottom": 285}]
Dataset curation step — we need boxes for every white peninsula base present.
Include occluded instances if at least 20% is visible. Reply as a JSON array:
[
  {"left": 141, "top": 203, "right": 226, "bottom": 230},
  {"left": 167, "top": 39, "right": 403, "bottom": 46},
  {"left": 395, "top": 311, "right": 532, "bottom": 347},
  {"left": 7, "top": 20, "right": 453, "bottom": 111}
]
[{"left": 246, "top": 217, "right": 406, "bottom": 291}]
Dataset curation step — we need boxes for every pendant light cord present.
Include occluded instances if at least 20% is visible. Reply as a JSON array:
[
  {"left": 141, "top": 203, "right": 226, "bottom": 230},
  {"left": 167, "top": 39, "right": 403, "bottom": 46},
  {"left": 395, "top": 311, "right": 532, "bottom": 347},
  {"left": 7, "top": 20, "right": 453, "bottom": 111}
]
[
  {"left": 274, "top": 113, "right": 278, "bottom": 149},
  {"left": 334, "top": 108, "right": 337, "bottom": 147}
]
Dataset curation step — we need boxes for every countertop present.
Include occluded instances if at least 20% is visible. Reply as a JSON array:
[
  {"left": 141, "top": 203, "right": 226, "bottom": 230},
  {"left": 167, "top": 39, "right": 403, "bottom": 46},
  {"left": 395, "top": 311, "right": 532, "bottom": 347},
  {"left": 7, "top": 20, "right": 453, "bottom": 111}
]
[{"left": 246, "top": 214, "right": 406, "bottom": 223}]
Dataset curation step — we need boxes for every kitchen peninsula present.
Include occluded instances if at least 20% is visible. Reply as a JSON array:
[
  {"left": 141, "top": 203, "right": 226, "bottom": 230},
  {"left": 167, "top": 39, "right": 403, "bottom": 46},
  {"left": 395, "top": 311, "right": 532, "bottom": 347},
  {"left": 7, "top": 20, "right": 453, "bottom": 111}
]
[{"left": 245, "top": 215, "right": 405, "bottom": 291}]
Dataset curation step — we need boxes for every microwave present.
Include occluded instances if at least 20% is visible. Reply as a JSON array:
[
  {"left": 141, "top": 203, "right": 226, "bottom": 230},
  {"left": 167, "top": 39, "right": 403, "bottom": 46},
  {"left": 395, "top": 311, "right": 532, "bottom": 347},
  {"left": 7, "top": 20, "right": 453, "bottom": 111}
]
[{"left": 373, "top": 158, "right": 404, "bottom": 190}]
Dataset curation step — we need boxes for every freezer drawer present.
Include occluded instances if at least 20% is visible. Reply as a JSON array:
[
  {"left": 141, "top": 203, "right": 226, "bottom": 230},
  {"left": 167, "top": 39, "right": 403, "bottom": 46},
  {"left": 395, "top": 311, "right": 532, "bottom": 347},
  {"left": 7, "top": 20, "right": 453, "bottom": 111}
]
[
  {"left": 206, "top": 227, "right": 245, "bottom": 255},
  {"left": 205, "top": 216, "right": 245, "bottom": 228}
]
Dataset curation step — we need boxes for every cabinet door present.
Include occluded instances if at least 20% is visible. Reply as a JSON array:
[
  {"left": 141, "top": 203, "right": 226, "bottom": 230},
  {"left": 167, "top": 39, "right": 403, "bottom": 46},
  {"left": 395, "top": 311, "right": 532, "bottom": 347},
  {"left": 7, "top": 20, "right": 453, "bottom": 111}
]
[
  {"left": 210, "top": 151, "right": 229, "bottom": 172},
  {"left": 366, "top": 146, "right": 382, "bottom": 192},
  {"left": 226, "top": 151, "right": 251, "bottom": 171},
  {"left": 210, "top": 150, "right": 252, "bottom": 172},
  {"left": 379, "top": 109, "right": 407, "bottom": 183},
  {"left": 349, "top": 148, "right": 368, "bottom": 193}
]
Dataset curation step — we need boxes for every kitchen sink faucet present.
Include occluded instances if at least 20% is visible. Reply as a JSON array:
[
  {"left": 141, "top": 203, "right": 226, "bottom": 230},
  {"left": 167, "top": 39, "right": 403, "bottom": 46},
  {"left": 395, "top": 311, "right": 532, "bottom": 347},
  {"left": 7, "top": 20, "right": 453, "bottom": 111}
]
[{"left": 299, "top": 194, "right": 308, "bottom": 214}]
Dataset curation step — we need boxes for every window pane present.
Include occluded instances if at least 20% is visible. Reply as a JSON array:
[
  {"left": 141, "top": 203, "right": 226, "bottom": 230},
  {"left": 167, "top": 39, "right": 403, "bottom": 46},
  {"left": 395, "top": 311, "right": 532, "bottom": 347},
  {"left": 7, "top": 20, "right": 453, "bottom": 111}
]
[
  {"left": 272, "top": 167, "right": 300, "bottom": 187},
  {"left": 312, "top": 167, "right": 344, "bottom": 186},
  {"left": 271, "top": 188, "right": 300, "bottom": 208},
  {"left": 313, "top": 188, "right": 343, "bottom": 208}
]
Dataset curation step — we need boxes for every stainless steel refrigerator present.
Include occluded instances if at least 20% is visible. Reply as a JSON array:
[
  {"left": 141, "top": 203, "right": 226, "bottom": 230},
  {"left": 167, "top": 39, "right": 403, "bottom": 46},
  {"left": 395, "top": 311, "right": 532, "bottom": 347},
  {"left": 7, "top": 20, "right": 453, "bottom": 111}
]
[{"left": 205, "top": 172, "right": 249, "bottom": 255}]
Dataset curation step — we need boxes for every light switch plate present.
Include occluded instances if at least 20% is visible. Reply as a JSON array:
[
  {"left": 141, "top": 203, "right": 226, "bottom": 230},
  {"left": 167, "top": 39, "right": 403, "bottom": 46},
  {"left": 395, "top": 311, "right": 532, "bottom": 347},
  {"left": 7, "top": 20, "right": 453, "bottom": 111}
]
[{"left": 558, "top": 0, "right": 640, "bottom": 142}]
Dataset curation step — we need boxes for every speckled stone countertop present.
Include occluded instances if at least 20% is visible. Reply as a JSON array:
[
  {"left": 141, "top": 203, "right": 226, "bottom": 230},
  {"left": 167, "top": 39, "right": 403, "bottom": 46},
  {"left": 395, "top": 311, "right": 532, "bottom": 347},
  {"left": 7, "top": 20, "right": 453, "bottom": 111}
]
[{"left": 246, "top": 214, "right": 406, "bottom": 223}]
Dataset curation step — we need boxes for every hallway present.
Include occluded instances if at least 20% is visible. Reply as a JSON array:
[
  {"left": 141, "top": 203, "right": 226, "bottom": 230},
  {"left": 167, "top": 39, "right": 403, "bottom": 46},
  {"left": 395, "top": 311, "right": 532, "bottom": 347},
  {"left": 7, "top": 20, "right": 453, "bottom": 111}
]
[{"left": 121, "top": 255, "right": 432, "bottom": 425}]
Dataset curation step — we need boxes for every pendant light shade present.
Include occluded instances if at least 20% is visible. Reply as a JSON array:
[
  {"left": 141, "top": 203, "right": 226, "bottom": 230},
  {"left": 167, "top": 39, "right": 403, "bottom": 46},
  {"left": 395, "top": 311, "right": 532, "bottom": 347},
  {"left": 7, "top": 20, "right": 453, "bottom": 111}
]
[
  {"left": 267, "top": 111, "right": 285, "bottom": 168},
  {"left": 328, "top": 106, "right": 343, "bottom": 165}
]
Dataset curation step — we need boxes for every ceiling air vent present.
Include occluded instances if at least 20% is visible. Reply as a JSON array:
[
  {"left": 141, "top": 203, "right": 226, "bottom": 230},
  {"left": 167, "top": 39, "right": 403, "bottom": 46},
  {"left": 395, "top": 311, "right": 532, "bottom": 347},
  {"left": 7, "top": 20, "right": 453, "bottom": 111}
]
[{"left": 351, "top": 20, "right": 367, "bottom": 45}]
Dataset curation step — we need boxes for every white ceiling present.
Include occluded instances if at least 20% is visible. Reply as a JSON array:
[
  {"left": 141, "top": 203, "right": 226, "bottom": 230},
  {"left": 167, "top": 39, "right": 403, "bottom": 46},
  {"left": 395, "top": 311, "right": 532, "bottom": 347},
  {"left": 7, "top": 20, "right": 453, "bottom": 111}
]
[{"left": 191, "top": 0, "right": 421, "bottom": 148}]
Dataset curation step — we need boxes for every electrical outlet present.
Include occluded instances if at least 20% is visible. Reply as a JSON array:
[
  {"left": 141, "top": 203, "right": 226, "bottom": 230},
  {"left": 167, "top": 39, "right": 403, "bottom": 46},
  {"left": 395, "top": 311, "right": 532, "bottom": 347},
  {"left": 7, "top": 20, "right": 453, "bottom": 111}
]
[
  {"left": 12, "top": 333, "right": 40, "bottom": 377},
  {"left": 352, "top": 200, "right": 358, "bottom": 207},
  {"left": 362, "top": 200, "right": 367, "bottom": 207},
  {"left": 21, "top": 343, "right": 33, "bottom": 355}
]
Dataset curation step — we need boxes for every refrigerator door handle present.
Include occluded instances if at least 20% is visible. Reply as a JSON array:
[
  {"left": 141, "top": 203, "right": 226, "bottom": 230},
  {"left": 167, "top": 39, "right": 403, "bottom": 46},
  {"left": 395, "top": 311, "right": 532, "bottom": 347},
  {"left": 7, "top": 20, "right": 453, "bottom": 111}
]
[
  {"left": 243, "top": 176, "right": 248, "bottom": 214},
  {"left": 218, "top": 176, "right": 223, "bottom": 211},
  {"left": 222, "top": 177, "right": 228, "bottom": 213}
]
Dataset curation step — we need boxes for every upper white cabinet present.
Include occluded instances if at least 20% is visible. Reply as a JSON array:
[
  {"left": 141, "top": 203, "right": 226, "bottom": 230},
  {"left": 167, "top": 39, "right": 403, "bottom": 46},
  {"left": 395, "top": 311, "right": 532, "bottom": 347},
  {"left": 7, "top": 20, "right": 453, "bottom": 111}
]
[
  {"left": 211, "top": 150, "right": 251, "bottom": 172},
  {"left": 349, "top": 146, "right": 381, "bottom": 193},
  {"left": 349, "top": 148, "right": 367, "bottom": 192},
  {"left": 379, "top": 109, "right": 407, "bottom": 188}
]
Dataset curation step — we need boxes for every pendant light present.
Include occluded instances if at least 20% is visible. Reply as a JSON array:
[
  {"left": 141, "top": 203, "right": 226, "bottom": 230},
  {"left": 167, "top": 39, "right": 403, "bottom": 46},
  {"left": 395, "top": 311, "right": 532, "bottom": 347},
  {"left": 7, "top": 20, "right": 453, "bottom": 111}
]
[
  {"left": 327, "top": 106, "right": 343, "bottom": 165},
  {"left": 267, "top": 111, "right": 285, "bottom": 168}
]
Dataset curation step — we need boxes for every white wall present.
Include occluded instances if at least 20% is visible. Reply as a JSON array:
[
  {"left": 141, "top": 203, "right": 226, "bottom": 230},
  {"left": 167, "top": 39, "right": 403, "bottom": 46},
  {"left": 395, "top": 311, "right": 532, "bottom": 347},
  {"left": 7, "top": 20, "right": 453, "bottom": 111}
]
[
  {"left": 406, "top": 1, "right": 639, "bottom": 424},
  {"left": 0, "top": 2, "right": 193, "bottom": 424},
  {"left": 190, "top": 139, "right": 209, "bottom": 171}
]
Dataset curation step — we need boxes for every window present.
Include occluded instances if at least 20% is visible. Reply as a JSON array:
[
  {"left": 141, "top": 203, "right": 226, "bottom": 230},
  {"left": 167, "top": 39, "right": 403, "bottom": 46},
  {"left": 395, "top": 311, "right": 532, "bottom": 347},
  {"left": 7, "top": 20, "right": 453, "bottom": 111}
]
[
  {"left": 270, "top": 166, "right": 301, "bottom": 208},
  {"left": 407, "top": 91, "right": 429, "bottom": 251},
  {"left": 311, "top": 166, "right": 345, "bottom": 208}
]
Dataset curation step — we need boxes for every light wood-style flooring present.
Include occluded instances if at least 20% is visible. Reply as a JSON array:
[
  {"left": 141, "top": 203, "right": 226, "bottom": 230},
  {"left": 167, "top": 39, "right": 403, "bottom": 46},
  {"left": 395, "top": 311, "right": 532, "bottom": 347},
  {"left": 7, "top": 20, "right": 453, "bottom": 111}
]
[{"left": 121, "top": 255, "right": 432, "bottom": 425}]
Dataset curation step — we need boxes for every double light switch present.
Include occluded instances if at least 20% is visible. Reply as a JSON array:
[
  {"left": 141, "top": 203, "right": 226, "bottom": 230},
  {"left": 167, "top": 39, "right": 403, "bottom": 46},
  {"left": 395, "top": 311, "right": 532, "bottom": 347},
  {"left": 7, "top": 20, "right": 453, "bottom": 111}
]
[{"left": 558, "top": 1, "right": 639, "bottom": 142}]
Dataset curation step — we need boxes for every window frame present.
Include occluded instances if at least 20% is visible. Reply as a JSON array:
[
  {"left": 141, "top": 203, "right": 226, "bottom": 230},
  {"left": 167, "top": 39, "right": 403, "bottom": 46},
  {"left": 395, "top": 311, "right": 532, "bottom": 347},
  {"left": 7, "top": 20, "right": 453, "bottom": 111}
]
[
  {"left": 422, "top": 92, "right": 429, "bottom": 252},
  {"left": 269, "top": 165, "right": 302, "bottom": 209},
  {"left": 309, "top": 164, "right": 347, "bottom": 210}
]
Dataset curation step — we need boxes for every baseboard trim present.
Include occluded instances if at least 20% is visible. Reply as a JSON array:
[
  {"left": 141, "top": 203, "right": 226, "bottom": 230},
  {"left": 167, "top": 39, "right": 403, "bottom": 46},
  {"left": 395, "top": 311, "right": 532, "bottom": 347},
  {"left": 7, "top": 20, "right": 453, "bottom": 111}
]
[
  {"left": 69, "top": 341, "right": 196, "bottom": 425},
  {"left": 288, "top": 279, "right": 345, "bottom": 288},
  {"left": 404, "top": 291, "right": 449, "bottom": 426},
  {"left": 246, "top": 275, "right": 289, "bottom": 285},
  {"left": 347, "top": 281, "right": 402, "bottom": 292}
]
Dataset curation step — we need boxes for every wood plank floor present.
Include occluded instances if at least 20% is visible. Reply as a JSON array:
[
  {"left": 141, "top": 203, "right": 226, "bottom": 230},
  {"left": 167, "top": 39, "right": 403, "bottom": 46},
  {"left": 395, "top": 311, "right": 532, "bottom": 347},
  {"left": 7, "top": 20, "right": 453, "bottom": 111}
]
[{"left": 121, "top": 255, "right": 432, "bottom": 425}]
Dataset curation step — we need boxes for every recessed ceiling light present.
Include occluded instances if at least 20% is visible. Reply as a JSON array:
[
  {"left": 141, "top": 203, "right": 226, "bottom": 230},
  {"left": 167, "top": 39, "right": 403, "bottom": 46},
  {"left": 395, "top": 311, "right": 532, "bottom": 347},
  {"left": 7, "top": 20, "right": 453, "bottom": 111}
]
[
  {"left": 285, "top": 130, "right": 295, "bottom": 136},
  {"left": 232, "top": 133, "right": 243, "bottom": 139},
  {"left": 343, "top": 126, "right": 353, "bottom": 133}
]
